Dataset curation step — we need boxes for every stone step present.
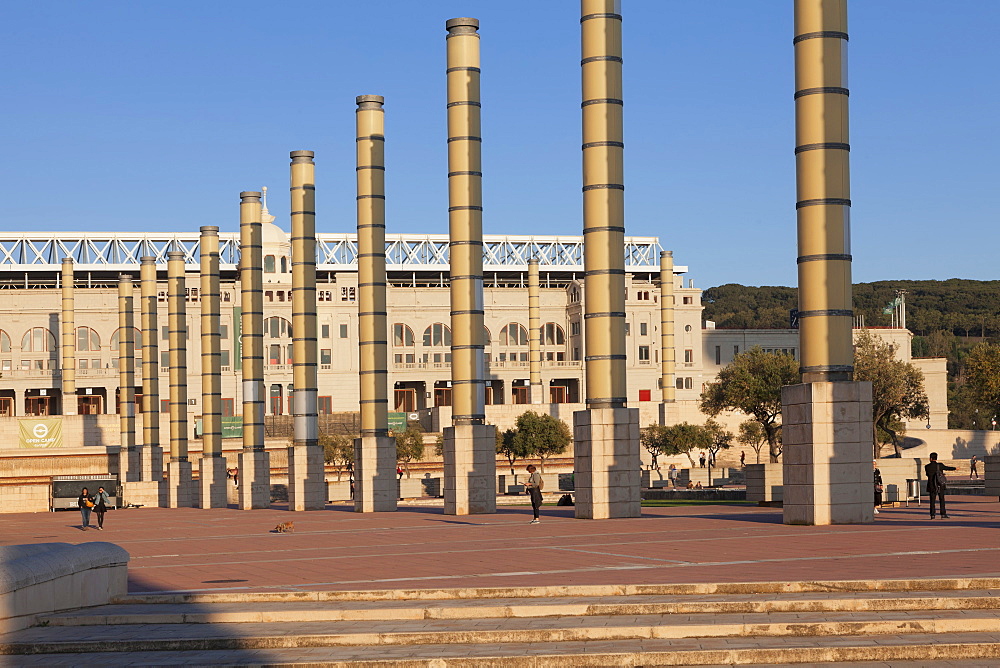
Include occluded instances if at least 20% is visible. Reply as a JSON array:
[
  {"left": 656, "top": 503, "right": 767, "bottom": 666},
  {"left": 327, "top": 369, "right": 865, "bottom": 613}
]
[
  {"left": 7, "top": 609, "right": 1000, "bottom": 653},
  {"left": 40, "top": 589, "right": 1000, "bottom": 625},
  {"left": 5, "top": 633, "right": 1000, "bottom": 665}
]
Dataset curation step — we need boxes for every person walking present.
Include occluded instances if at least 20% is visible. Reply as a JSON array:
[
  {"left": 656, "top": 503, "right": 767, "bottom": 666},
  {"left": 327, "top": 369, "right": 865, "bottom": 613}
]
[
  {"left": 740, "top": 450, "right": 746, "bottom": 468},
  {"left": 93, "top": 486, "right": 111, "bottom": 530},
  {"left": 925, "top": 452, "right": 956, "bottom": 519},
  {"left": 970, "top": 455, "right": 979, "bottom": 480},
  {"left": 873, "top": 460, "right": 883, "bottom": 515},
  {"left": 698, "top": 452, "right": 706, "bottom": 468},
  {"left": 525, "top": 464, "right": 543, "bottom": 524},
  {"left": 667, "top": 464, "right": 678, "bottom": 488},
  {"left": 78, "top": 487, "right": 95, "bottom": 530}
]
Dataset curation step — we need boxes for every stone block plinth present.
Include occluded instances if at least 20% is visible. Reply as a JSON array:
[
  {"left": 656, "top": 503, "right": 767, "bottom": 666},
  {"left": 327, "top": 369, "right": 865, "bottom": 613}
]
[
  {"left": 287, "top": 445, "right": 326, "bottom": 511},
  {"left": 353, "top": 436, "right": 397, "bottom": 512},
  {"left": 117, "top": 448, "right": 142, "bottom": 483},
  {"left": 781, "top": 381, "right": 874, "bottom": 525},
  {"left": 573, "top": 407, "right": 641, "bottom": 520},
  {"left": 138, "top": 445, "right": 164, "bottom": 482},
  {"left": 745, "top": 462, "right": 784, "bottom": 503},
  {"left": 443, "top": 423, "right": 497, "bottom": 515},
  {"left": 985, "top": 455, "right": 1000, "bottom": 500},
  {"left": 121, "top": 480, "right": 164, "bottom": 508},
  {"left": 238, "top": 450, "right": 271, "bottom": 510},
  {"left": 199, "top": 454, "right": 228, "bottom": 509},
  {"left": 166, "top": 460, "right": 193, "bottom": 508}
]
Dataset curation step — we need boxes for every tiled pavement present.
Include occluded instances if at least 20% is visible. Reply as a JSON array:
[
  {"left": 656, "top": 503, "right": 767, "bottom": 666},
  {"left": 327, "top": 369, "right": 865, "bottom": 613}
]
[{"left": 2, "top": 497, "right": 999, "bottom": 594}]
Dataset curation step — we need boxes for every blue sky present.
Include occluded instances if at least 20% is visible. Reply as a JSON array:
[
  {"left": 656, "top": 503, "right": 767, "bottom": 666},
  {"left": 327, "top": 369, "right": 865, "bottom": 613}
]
[{"left": 1, "top": 1, "right": 996, "bottom": 288}]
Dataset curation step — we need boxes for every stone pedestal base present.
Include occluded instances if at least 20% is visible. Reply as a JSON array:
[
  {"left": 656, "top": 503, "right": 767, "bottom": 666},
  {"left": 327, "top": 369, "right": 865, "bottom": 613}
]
[
  {"left": 199, "top": 454, "right": 229, "bottom": 509},
  {"left": 139, "top": 445, "right": 164, "bottom": 482},
  {"left": 443, "top": 424, "right": 497, "bottom": 515},
  {"left": 166, "top": 460, "right": 193, "bottom": 508},
  {"left": 121, "top": 480, "right": 164, "bottom": 508},
  {"left": 354, "top": 435, "right": 397, "bottom": 512},
  {"left": 118, "top": 448, "right": 142, "bottom": 483},
  {"left": 658, "top": 401, "right": 682, "bottom": 425},
  {"left": 745, "top": 463, "right": 783, "bottom": 503},
  {"left": 238, "top": 450, "right": 271, "bottom": 509},
  {"left": 985, "top": 455, "right": 1000, "bottom": 500},
  {"left": 573, "top": 407, "right": 641, "bottom": 519},
  {"left": 287, "top": 445, "right": 326, "bottom": 511},
  {"left": 781, "top": 381, "right": 874, "bottom": 525}
]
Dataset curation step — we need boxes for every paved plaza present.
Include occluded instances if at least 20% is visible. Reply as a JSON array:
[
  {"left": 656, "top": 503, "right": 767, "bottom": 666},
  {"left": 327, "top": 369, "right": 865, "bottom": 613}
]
[{"left": 3, "top": 497, "right": 999, "bottom": 595}]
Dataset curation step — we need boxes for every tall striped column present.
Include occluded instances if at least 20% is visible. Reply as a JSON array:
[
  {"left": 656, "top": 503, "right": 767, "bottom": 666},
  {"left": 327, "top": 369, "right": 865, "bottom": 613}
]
[
  {"left": 353, "top": 96, "right": 397, "bottom": 513},
  {"left": 117, "top": 274, "right": 138, "bottom": 481},
  {"left": 443, "top": 17, "right": 495, "bottom": 516},
  {"left": 574, "top": 0, "right": 640, "bottom": 520},
  {"left": 199, "top": 226, "right": 227, "bottom": 508},
  {"left": 528, "top": 259, "right": 542, "bottom": 404},
  {"left": 793, "top": 0, "right": 853, "bottom": 383},
  {"left": 61, "top": 258, "right": 76, "bottom": 415},
  {"left": 139, "top": 256, "right": 163, "bottom": 482},
  {"left": 166, "top": 251, "right": 192, "bottom": 507},
  {"left": 238, "top": 191, "right": 270, "bottom": 509},
  {"left": 659, "top": 251, "right": 675, "bottom": 403},
  {"left": 288, "top": 151, "right": 325, "bottom": 511}
]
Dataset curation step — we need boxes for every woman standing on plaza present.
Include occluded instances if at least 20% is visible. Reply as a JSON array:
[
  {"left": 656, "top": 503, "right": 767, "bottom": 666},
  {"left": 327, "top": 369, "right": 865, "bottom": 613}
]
[
  {"left": 525, "top": 465, "right": 543, "bottom": 524},
  {"left": 93, "top": 486, "right": 111, "bottom": 531},
  {"left": 78, "top": 487, "right": 95, "bottom": 530},
  {"left": 873, "top": 461, "right": 883, "bottom": 515}
]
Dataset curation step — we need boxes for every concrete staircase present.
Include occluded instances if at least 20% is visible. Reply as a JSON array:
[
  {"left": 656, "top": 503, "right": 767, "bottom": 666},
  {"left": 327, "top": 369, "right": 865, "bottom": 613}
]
[{"left": 4, "top": 578, "right": 1000, "bottom": 665}]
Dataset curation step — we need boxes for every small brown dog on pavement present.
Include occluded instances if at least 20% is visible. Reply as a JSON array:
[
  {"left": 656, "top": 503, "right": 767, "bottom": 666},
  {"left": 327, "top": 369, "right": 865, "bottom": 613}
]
[{"left": 272, "top": 521, "right": 295, "bottom": 533}]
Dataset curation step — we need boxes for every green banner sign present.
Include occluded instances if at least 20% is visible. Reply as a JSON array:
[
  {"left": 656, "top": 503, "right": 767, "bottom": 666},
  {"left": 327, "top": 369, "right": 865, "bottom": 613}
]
[
  {"left": 388, "top": 412, "right": 408, "bottom": 433},
  {"left": 195, "top": 416, "right": 244, "bottom": 439},
  {"left": 19, "top": 417, "right": 64, "bottom": 448}
]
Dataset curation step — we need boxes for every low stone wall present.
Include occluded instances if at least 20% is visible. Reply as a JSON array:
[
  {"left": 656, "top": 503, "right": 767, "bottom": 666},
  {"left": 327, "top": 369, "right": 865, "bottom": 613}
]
[
  {"left": 0, "top": 542, "right": 129, "bottom": 633},
  {"left": 642, "top": 489, "right": 747, "bottom": 502},
  {"left": 746, "top": 463, "right": 783, "bottom": 503},
  {"left": 0, "top": 478, "right": 51, "bottom": 513}
]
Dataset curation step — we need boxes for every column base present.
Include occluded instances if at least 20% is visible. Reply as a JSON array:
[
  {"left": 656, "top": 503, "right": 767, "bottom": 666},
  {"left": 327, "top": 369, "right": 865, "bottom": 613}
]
[
  {"left": 166, "top": 459, "right": 194, "bottom": 508},
  {"left": 138, "top": 445, "right": 164, "bottom": 482},
  {"left": 238, "top": 450, "right": 271, "bottom": 510},
  {"left": 121, "top": 480, "right": 165, "bottom": 508},
  {"left": 573, "top": 407, "right": 641, "bottom": 519},
  {"left": 287, "top": 445, "right": 326, "bottom": 511},
  {"left": 443, "top": 423, "right": 497, "bottom": 515},
  {"left": 118, "top": 447, "right": 142, "bottom": 483},
  {"left": 353, "top": 435, "right": 397, "bottom": 513},
  {"left": 658, "top": 401, "right": 681, "bottom": 425},
  {"left": 781, "top": 381, "right": 874, "bottom": 525},
  {"left": 199, "top": 454, "right": 229, "bottom": 509}
]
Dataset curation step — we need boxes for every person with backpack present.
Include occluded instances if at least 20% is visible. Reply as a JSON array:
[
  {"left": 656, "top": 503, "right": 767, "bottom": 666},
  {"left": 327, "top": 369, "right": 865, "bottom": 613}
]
[
  {"left": 525, "top": 464, "right": 544, "bottom": 524},
  {"left": 925, "top": 452, "right": 956, "bottom": 519}
]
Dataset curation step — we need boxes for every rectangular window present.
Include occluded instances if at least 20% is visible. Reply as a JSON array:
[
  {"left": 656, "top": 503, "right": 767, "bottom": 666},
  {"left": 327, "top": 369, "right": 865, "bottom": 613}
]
[
  {"left": 684, "top": 349, "right": 693, "bottom": 363},
  {"left": 734, "top": 345, "right": 740, "bottom": 356},
  {"left": 320, "top": 349, "right": 332, "bottom": 365},
  {"left": 685, "top": 377, "right": 693, "bottom": 390},
  {"left": 394, "top": 354, "right": 403, "bottom": 364},
  {"left": 625, "top": 322, "right": 631, "bottom": 336},
  {"left": 573, "top": 347, "right": 580, "bottom": 361},
  {"left": 639, "top": 322, "right": 647, "bottom": 336},
  {"left": 318, "top": 396, "right": 332, "bottom": 414},
  {"left": 157, "top": 289, "right": 167, "bottom": 303},
  {"left": 161, "top": 326, "right": 169, "bottom": 341},
  {"left": 277, "top": 291, "right": 285, "bottom": 302},
  {"left": 676, "top": 378, "right": 684, "bottom": 390},
  {"left": 405, "top": 353, "right": 414, "bottom": 363},
  {"left": 638, "top": 345, "right": 650, "bottom": 361},
  {"left": 220, "top": 325, "right": 228, "bottom": 339},
  {"left": 715, "top": 346, "right": 721, "bottom": 365},
  {"left": 79, "top": 359, "right": 89, "bottom": 369},
  {"left": 321, "top": 324, "right": 330, "bottom": 338},
  {"left": 1, "top": 360, "right": 10, "bottom": 371},
  {"left": 341, "top": 286, "right": 356, "bottom": 302},
  {"left": 339, "top": 324, "right": 348, "bottom": 339},
  {"left": 161, "top": 351, "right": 169, "bottom": 368},
  {"left": 265, "top": 291, "right": 273, "bottom": 302},
  {"left": 92, "top": 359, "right": 100, "bottom": 369},
  {"left": 683, "top": 296, "right": 693, "bottom": 304},
  {"left": 571, "top": 321, "right": 580, "bottom": 336},
  {"left": 221, "top": 350, "right": 230, "bottom": 367},
  {"left": 222, "top": 398, "right": 235, "bottom": 416},
  {"left": 160, "top": 399, "right": 170, "bottom": 413}
]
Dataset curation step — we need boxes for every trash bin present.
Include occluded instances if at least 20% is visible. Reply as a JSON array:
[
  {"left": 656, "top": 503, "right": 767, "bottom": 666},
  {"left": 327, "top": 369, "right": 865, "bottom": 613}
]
[{"left": 905, "top": 478, "right": 921, "bottom": 506}]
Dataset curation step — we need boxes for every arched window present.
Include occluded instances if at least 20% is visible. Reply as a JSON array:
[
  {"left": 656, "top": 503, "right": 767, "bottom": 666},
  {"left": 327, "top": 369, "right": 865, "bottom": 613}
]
[
  {"left": 422, "top": 323, "right": 451, "bottom": 347},
  {"left": 264, "top": 255, "right": 276, "bottom": 273},
  {"left": 0, "top": 329, "right": 9, "bottom": 353},
  {"left": 21, "top": 327, "right": 57, "bottom": 352},
  {"left": 393, "top": 324, "right": 414, "bottom": 347},
  {"left": 542, "top": 323, "right": 565, "bottom": 346},
  {"left": 280, "top": 256, "right": 288, "bottom": 273},
  {"left": 111, "top": 328, "right": 144, "bottom": 351},
  {"left": 499, "top": 323, "right": 528, "bottom": 346},
  {"left": 265, "top": 316, "right": 292, "bottom": 339},
  {"left": 483, "top": 326, "right": 491, "bottom": 345},
  {"left": 75, "top": 327, "right": 101, "bottom": 352}
]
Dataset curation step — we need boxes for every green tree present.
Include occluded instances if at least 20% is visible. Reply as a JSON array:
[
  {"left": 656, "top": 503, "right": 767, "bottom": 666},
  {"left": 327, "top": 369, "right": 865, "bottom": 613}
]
[
  {"left": 704, "top": 419, "right": 733, "bottom": 482},
  {"left": 496, "top": 425, "right": 531, "bottom": 476},
  {"left": 737, "top": 420, "right": 767, "bottom": 465},
  {"left": 394, "top": 424, "right": 426, "bottom": 478},
  {"left": 319, "top": 433, "right": 354, "bottom": 481},
  {"left": 853, "top": 329, "right": 929, "bottom": 458},
  {"left": 640, "top": 424, "right": 669, "bottom": 471},
  {"left": 700, "top": 346, "right": 798, "bottom": 462},
  {"left": 966, "top": 342, "right": 1000, "bottom": 423},
  {"left": 660, "top": 421, "right": 712, "bottom": 467},
  {"left": 512, "top": 411, "right": 571, "bottom": 473}
]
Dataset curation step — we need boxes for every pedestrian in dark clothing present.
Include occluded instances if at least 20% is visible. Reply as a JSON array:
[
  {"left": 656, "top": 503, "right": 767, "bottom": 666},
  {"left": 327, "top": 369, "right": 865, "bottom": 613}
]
[
  {"left": 525, "top": 464, "right": 543, "bottom": 524},
  {"left": 698, "top": 452, "right": 706, "bottom": 468},
  {"left": 925, "top": 452, "right": 956, "bottom": 519},
  {"left": 873, "top": 460, "right": 883, "bottom": 515},
  {"left": 970, "top": 455, "right": 979, "bottom": 480},
  {"left": 78, "top": 487, "right": 95, "bottom": 530},
  {"left": 94, "top": 486, "right": 111, "bottom": 530}
]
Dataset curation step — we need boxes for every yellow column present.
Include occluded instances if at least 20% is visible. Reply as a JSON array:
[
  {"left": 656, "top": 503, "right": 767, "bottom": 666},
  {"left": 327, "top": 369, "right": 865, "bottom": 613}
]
[
  {"left": 60, "top": 258, "right": 76, "bottom": 415},
  {"left": 166, "top": 251, "right": 192, "bottom": 507},
  {"left": 575, "top": 0, "right": 640, "bottom": 520},
  {"left": 794, "top": 0, "right": 853, "bottom": 382},
  {"left": 288, "top": 152, "right": 325, "bottom": 511},
  {"left": 118, "top": 274, "right": 138, "bottom": 481},
  {"left": 528, "top": 259, "right": 542, "bottom": 404},
  {"left": 659, "top": 251, "right": 675, "bottom": 403},
  {"left": 239, "top": 191, "right": 270, "bottom": 509},
  {"left": 354, "top": 97, "right": 397, "bottom": 512},
  {"left": 443, "top": 17, "right": 495, "bottom": 515},
  {"left": 199, "top": 226, "right": 227, "bottom": 508},
  {"left": 139, "top": 256, "right": 162, "bottom": 480}
]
